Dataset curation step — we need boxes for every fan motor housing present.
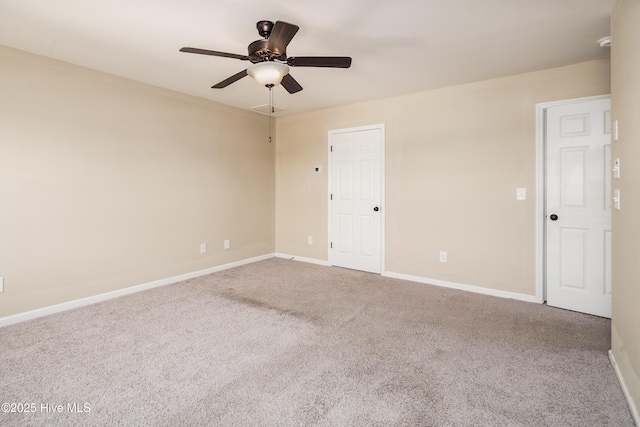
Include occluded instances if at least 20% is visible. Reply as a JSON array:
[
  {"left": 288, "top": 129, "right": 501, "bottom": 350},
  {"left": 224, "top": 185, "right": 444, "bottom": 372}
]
[{"left": 248, "top": 39, "right": 286, "bottom": 63}]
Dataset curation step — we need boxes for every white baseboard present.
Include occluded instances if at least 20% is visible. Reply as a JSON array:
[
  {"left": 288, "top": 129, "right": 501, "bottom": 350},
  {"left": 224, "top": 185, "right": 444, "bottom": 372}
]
[
  {"left": 275, "top": 253, "right": 331, "bottom": 266},
  {"left": 0, "top": 253, "right": 275, "bottom": 328},
  {"left": 609, "top": 350, "right": 640, "bottom": 426},
  {"left": 271, "top": 258, "right": 537, "bottom": 303},
  {"left": 383, "top": 271, "right": 538, "bottom": 303}
]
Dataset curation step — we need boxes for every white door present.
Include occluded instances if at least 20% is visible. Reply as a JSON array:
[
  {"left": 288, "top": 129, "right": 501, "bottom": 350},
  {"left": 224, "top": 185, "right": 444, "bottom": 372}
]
[
  {"left": 545, "top": 97, "right": 611, "bottom": 318},
  {"left": 330, "top": 125, "right": 383, "bottom": 274}
]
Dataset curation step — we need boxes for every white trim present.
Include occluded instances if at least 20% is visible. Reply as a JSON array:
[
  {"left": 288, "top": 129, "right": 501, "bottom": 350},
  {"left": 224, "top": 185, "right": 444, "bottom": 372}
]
[
  {"left": 383, "top": 271, "right": 538, "bottom": 303},
  {"left": 327, "top": 123, "right": 386, "bottom": 274},
  {"left": 535, "top": 103, "right": 546, "bottom": 304},
  {"left": 0, "top": 253, "right": 275, "bottom": 328},
  {"left": 609, "top": 350, "right": 640, "bottom": 426},
  {"left": 534, "top": 95, "right": 611, "bottom": 305},
  {"left": 274, "top": 253, "right": 331, "bottom": 266}
]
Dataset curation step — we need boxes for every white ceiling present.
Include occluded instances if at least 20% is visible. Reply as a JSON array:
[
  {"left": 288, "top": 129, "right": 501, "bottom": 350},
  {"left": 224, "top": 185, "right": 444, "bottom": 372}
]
[{"left": 0, "top": 0, "right": 615, "bottom": 117}]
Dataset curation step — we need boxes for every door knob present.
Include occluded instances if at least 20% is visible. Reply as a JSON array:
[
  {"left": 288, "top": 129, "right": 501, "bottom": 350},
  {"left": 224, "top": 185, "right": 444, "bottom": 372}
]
[
  {"left": 373, "top": 207, "right": 380, "bottom": 212},
  {"left": 550, "top": 214, "right": 558, "bottom": 221}
]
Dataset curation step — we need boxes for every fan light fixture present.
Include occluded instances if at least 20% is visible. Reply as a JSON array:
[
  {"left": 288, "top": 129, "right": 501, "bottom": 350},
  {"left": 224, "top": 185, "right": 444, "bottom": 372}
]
[{"left": 247, "top": 61, "right": 289, "bottom": 86}]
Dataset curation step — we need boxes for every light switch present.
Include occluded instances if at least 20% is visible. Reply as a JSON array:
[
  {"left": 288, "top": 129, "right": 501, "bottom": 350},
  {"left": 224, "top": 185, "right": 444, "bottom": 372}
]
[
  {"left": 613, "top": 158, "right": 620, "bottom": 179},
  {"left": 613, "top": 189, "right": 621, "bottom": 210},
  {"left": 516, "top": 188, "right": 526, "bottom": 201}
]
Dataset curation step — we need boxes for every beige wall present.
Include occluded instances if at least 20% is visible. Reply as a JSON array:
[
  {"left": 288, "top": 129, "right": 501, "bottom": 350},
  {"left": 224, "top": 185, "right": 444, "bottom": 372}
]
[
  {"left": 0, "top": 45, "right": 275, "bottom": 318},
  {"left": 611, "top": 0, "right": 640, "bottom": 417},
  {"left": 276, "top": 60, "right": 610, "bottom": 296}
]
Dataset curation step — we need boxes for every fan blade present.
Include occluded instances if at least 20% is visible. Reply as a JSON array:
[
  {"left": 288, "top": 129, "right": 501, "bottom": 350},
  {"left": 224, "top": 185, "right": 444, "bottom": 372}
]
[
  {"left": 287, "top": 56, "right": 352, "bottom": 68},
  {"left": 212, "top": 70, "right": 248, "bottom": 88},
  {"left": 281, "top": 73, "right": 303, "bottom": 94},
  {"left": 266, "top": 21, "right": 299, "bottom": 55},
  {"left": 180, "top": 47, "right": 250, "bottom": 61}
]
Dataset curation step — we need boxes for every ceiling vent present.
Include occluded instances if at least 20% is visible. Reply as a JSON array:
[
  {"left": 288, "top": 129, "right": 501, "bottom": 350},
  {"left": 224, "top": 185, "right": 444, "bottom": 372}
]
[{"left": 597, "top": 36, "right": 611, "bottom": 48}]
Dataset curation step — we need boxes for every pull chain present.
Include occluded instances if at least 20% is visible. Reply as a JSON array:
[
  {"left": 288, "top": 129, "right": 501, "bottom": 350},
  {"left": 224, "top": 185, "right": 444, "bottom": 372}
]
[{"left": 267, "top": 84, "right": 274, "bottom": 143}]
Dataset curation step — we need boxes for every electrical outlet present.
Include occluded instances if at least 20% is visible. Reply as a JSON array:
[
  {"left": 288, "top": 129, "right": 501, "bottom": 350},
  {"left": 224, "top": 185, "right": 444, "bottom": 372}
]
[
  {"left": 200, "top": 243, "right": 207, "bottom": 254},
  {"left": 308, "top": 236, "right": 313, "bottom": 245},
  {"left": 439, "top": 251, "right": 447, "bottom": 263},
  {"left": 224, "top": 240, "right": 230, "bottom": 250},
  {"left": 0, "top": 277, "right": 3, "bottom": 293}
]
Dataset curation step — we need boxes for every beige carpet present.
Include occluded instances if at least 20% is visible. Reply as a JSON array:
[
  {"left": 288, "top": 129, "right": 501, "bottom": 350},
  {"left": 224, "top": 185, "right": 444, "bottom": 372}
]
[{"left": 0, "top": 258, "right": 634, "bottom": 426}]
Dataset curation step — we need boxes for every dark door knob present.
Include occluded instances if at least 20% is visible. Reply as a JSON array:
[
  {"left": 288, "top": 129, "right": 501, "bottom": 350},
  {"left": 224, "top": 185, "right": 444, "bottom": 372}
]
[
  {"left": 373, "top": 207, "right": 379, "bottom": 212},
  {"left": 550, "top": 214, "right": 558, "bottom": 221}
]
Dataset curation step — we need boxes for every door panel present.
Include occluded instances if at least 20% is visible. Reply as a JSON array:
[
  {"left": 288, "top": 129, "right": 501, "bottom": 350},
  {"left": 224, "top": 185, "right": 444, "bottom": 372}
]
[
  {"left": 561, "top": 147, "right": 586, "bottom": 206},
  {"left": 546, "top": 98, "right": 611, "bottom": 318},
  {"left": 360, "top": 214, "right": 375, "bottom": 256},
  {"left": 559, "top": 227, "right": 587, "bottom": 290},
  {"left": 338, "top": 214, "right": 353, "bottom": 254}
]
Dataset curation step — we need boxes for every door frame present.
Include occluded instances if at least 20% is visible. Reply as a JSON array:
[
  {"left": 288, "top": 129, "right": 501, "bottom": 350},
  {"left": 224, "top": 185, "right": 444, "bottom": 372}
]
[
  {"left": 327, "top": 123, "right": 386, "bottom": 273},
  {"left": 534, "top": 94, "right": 611, "bottom": 304}
]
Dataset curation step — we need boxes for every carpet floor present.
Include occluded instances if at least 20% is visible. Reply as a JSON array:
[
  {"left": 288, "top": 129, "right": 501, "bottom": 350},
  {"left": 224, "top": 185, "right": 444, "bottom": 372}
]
[{"left": 0, "top": 258, "right": 634, "bottom": 426}]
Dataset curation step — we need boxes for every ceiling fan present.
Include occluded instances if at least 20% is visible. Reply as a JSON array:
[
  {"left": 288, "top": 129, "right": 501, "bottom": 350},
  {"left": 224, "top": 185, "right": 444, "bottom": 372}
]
[{"left": 180, "top": 20, "right": 352, "bottom": 94}]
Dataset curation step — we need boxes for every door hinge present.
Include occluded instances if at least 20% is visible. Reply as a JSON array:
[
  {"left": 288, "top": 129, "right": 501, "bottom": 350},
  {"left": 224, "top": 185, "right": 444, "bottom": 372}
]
[
  {"left": 330, "top": 193, "right": 333, "bottom": 200},
  {"left": 330, "top": 242, "right": 333, "bottom": 249},
  {"left": 330, "top": 145, "right": 333, "bottom": 152}
]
